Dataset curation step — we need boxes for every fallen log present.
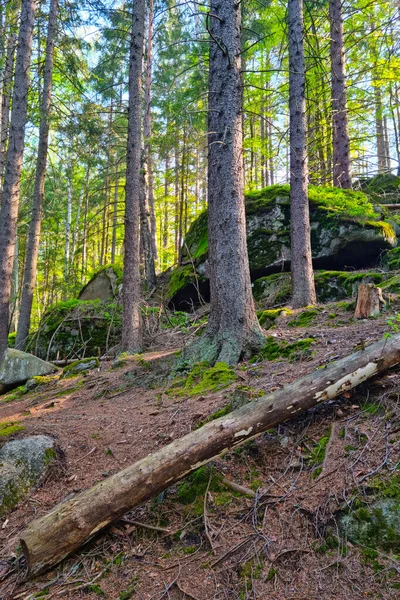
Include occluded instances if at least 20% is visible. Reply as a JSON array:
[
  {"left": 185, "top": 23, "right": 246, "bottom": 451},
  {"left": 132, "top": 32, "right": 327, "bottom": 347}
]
[{"left": 20, "top": 332, "right": 400, "bottom": 575}]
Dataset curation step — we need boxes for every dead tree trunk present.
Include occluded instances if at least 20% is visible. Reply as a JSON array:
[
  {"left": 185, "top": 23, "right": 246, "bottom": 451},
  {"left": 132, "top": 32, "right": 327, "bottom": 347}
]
[
  {"left": 354, "top": 283, "right": 385, "bottom": 319},
  {"left": 20, "top": 331, "right": 400, "bottom": 575}
]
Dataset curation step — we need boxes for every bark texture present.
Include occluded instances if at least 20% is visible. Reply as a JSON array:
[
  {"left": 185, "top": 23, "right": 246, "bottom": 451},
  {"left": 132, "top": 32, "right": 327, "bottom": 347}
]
[
  {"left": 288, "top": 0, "right": 316, "bottom": 308},
  {"left": 329, "top": 0, "right": 351, "bottom": 188},
  {"left": 0, "top": 28, "right": 17, "bottom": 193},
  {"left": 121, "top": 0, "right": 145, "bottom": 353},
  {"left": 16, "top": 0, "right": 58, "bottom": 350},
  {"left": 189, "top": 0, "right": 264, "bottom": 365},
  {"left": 20, "top": 331, "right": 400, "bottom": 575},
  {"left": 354, "top": 283, "right": 385, "bottom": 319},
  {"left": 0, "top": 0, "right": 36, "bottom": 360}
]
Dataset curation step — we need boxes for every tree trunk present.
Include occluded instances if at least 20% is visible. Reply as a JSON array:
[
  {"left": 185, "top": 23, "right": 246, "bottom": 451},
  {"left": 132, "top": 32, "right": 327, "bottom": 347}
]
[
  {"left": 187, "top": 0, "right": 264, "bottom": 365},
  {"left": 329, "top": 0, "right": 351, "bottom": 188},
  {"left": 0, "top": 0, "right": 36, "bottom": 360},
  {"left": 374, "top": 84, "right": 387, "bottom": 173},
  {"left": 16, "top": 0, "right": 58, "bottom": 350},
  {"left": 0, "top": 27, "right": 17, "bottom": 194},
  {"left": 354, "top": 283, "right": 385, "bottom": 319},
  {"left": 143, "top": 0, "right": 157, "bottom": 264},
  {"left": 140, "top": 150, "right": 157, "bottom": 289},
  {"left": 20, "top": 331, "right": 400, "bottom": 576},
  {"left": 121, "top": 0, "right": 145, "bottom": 353},
  {"left": 288, "top": 0, "right": 316, "bottom": 308},
  {"left": 111, "top": 174, "right": 119, "bottom": 264}
]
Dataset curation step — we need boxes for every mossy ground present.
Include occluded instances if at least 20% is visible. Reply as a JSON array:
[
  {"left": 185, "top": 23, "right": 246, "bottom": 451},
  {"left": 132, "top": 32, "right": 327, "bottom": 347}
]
[
  {"left": 251, "top": 337, "right": 314, "bottom": 362},
  {"left": 0, "top": 421, "right": 24, "bottom": 437},
  {"left": 167, "top": 362, "right": 236, "bottom": 397}
]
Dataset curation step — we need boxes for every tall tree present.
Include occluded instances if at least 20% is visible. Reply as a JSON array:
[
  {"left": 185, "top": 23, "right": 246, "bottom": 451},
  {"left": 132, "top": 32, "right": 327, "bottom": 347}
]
[
  {"left": 190, "top": 0, "right": 264, "bottom": 365},
  {"left": 288, "top": 0, "right": 316, "bottom": 308},
  {"left": 16, "top": 0, "right": 58, "bottom": 350},
  {"left": 329, "top": 0, "right": 351, "bottom": 187},
  {"left": 121, "top": 0, "right": 145, "bottom": 353},
  {"left": 0, "top": 0, "right": 36, "bottom": 359}
]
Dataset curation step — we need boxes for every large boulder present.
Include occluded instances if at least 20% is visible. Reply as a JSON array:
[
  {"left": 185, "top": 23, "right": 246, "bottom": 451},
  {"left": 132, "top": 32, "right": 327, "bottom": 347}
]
[
  {"left": 0, "top": 435, "right": 56, "bottom": 515},
  {"left": 78, "top": 265, "right": 122, "bottom": 302},
  {"left": 29, "top": 299, "right": 121, "bottom": 361},
  {"left": 0, "top": 348, "right": 57, "bottom": 395},
  {"left": 252, "top": 270, "right": 400, "bottom": 306},
  {"left": 167, "top": 185, "right": 396, "bottom": 310}
]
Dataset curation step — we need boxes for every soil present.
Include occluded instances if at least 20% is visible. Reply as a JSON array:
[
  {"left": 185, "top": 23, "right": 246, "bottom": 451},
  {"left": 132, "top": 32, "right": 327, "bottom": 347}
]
[{"left": 1, "top": 301, "right": 399, "bottom": 599}]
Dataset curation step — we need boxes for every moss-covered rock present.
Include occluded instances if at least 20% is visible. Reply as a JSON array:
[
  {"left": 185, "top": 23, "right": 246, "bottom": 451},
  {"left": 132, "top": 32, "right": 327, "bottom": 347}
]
[
  {"left": 29, "top": 299, "right": 122, "bottom": 361},
  {"left": 253, "top": 270, "right": 399, "bottom": 306},
  {"left": 0, "top": 435, "right": 55, "bottom": 515},
  {"left": 62, "top": 357, "right": 100, "bottom": 378},
  {"left": 167, "top": 362, "right": 236, "bottom": 397},
  {"left": 169, "top": 185, "right": 396, "bottom": 309},
  {"left": 339, "top": 500, "right": 400, "bottom": 551},
  {"left": 362, "top": 173, "right": 400, "bottom": 203}
]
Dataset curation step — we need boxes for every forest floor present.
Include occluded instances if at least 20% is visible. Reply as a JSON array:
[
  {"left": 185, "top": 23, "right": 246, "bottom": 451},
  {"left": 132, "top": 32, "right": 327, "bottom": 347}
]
[{"left": 1, "top": 300, "right": 400, "bottom": 600}]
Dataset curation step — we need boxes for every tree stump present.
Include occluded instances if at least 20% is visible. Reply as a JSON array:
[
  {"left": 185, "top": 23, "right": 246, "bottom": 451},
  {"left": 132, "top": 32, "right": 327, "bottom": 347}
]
[{"left": 354, "top": 283, "right": 385, "bottom": 319}]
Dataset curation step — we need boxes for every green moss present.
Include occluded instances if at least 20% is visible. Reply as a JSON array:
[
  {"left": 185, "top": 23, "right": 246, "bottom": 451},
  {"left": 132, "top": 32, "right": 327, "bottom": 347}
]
[
  {"left": 239, "top": 558, "right": 263, "bottom": 580},
  {"left": 307, "top": 428, "right": 331, "bottom": 475},
  {"left": 257, "top": 308, "right": 292, "bottom": 328},
  {"left": 166, "top": 264, "right": 200, "bottom": 299},
  {"left": 365, "top": 220, "right": 396, "bottom": 243},
  {"left": 176, "top": 466, "right": 222, "bottom": 508},
  {"left": 62, "top": 357, "right": 100, "bottom": 378},
  {"left": 384, "top": 247, "right": 400, "bottom": 270},
  {"left": 0, "top": 386, "right": 26, "bottom": 404},
  {"left": 288, "top": 308, "right": 319, "bottom": 328},
  {"left": 167, "top": 362, "right": 236, "bottom": 397},
  {"left": 118, "top": 579, "right": 138, "bottom": 600},
  {"left": 182, "top": 545, "right": 197, "bottom": 555},
  {"left": 7, "top": 332, "right": 16, "bottom": 348},
  {"left": 44, "top": 447, "right": 57, "bottom": 465},
  {"left": 251, "top": 337, "right": 314, "bottom": 363},
  {"left": 0, "top": 421, "right": 24, "bottom": 437}
]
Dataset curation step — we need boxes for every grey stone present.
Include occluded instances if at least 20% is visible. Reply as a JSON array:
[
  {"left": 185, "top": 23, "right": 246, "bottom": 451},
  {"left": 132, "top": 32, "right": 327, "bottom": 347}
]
[
  {"left": 79, "top": 267, "right": 118, "bottom": 302},
  {"left": 0, "top": 435, "right": 55, "bottom": 515},
  {"left": 339, "top": 499, "right": 400, "bottom": 551},
  {"left": 62, "top": 357, "right": 99, "bottom": 377},
  {"left": 0, "top": 348, "right": 57, "bottom": 395}
]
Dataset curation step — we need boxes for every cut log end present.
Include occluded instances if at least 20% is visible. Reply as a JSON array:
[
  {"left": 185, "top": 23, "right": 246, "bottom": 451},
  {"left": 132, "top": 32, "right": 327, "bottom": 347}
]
[{"left": 354, "top": 283, "right": 385, "bottom": 319}]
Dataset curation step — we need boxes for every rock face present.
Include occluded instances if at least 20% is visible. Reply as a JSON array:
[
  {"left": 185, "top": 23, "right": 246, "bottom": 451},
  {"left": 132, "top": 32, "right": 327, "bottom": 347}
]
[
  {"left": 0, "top": 436, "right": 56, "bottom": 515},
  {"left": 252, "top": 270, "right": 398, "bottom": 306},
  {"left": 168, "top": 185, "right": 396, "bottom": 310},
  {"left": 0, "top": 348, "right": 57, "bottom": 394},
  {"left": 78, "top": 265, "right": 122, "bottom": 302}
]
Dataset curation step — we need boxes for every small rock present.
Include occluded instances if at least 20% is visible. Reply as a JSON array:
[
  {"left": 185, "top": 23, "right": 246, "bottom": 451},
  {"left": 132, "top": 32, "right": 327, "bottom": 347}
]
[
  {"left": 0, "top": 435, "right": 56, "bottom": 516},
  {"left": 62, "top": 357, "right": 100, "bottom": 377}
]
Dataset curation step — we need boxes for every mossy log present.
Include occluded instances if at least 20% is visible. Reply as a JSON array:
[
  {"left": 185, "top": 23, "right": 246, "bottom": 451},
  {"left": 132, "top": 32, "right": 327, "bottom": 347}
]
[{"left": 20, "top": 333, "right": 400, "bottom": 575}]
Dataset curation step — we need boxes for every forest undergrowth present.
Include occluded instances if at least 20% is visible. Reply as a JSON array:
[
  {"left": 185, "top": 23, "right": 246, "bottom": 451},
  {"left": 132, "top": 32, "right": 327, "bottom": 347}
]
[{"left": 1, "top": 300, "right": 400, "bottom": 600}]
